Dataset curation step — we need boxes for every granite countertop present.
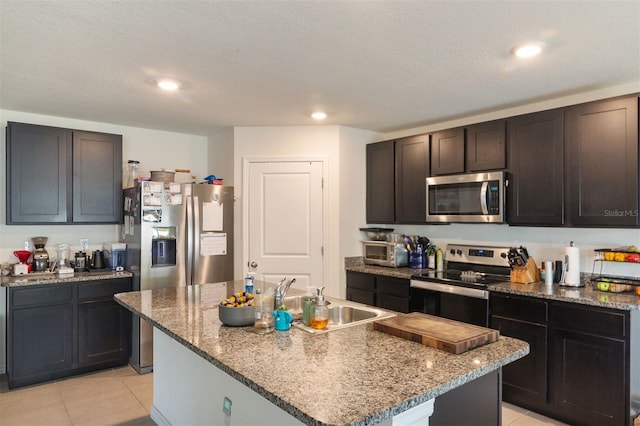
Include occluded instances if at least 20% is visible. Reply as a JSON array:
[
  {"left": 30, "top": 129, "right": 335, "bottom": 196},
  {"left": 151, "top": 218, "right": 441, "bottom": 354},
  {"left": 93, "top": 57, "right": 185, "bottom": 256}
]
[
  {"left": 345, "top": 256, "right": 640, "bottom": 311},
  {"left": 488, "top": 281, "right": 640, "bottom": 311},
  {"left": 115, "top": 280, "right": 529, "bottom": 426},
  {"left": 1, "top": 270, "right": 133, "bottom": 287},
  {"left": 344, "top": 256, "right": 432, "bottom": 279}
]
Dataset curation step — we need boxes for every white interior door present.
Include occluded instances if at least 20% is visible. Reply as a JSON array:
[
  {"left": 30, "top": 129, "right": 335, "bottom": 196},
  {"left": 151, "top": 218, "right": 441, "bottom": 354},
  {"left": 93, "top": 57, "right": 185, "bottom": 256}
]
[{"left": 247, "top": 161, "right": 324, "bottom": 290}]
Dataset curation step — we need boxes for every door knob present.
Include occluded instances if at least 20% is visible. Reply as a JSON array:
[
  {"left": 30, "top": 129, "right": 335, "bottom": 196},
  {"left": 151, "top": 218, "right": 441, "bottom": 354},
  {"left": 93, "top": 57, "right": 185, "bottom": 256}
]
[{"left": 249, "top": 261, "right": 258, "bottom": 268}]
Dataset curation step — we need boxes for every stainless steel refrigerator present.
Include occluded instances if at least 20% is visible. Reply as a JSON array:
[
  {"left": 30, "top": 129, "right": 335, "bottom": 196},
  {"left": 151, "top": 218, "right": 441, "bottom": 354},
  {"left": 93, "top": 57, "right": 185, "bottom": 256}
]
[{"left": 120, "top": 182, "right": 234, "bottom": 373}]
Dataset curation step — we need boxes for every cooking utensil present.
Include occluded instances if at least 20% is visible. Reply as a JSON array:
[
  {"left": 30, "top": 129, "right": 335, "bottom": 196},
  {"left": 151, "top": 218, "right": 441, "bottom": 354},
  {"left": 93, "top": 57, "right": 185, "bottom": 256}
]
[{"left": 150, "top": 170, "right": 175, "bottom": 182}]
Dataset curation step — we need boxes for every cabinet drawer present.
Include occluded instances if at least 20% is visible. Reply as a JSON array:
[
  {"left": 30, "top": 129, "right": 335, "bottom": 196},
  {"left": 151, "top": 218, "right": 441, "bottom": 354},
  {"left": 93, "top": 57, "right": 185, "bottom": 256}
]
[
  {"left": 11, "top": 284, "right": 74, "bottom": 307},
  {"left": 376, "top": 276, "right": 410, "bottom": 297},
  {"left": 346, "top": 271, "right": 375, "bottom": 291},
  {"left": 79, "top": 278, "right": 132, "bottom": 301},
  {"left": 490, "top": 293, "right": 547, "bottom": 324},
  {"left": 549, "top": 302, "right": 627, "bottom": 340},
  {"left": 378, "top": 294, "right": 410, "bottom": 313},
  {"left": 347, "top": 288, "right": 375, "bottom": 307}
]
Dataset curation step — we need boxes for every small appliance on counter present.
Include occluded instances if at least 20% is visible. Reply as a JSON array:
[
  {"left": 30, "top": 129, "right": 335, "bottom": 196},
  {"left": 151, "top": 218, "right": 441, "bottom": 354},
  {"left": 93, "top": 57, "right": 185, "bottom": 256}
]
[
  {"left": 74, "top": 251, "right": 88, "bottom": 272},
  {"left": 103, "top": 242, "right": 127, "bottom": 270},
  {"left": 12, "top": 250, "right": 31, "bottom": 275},
  {"left": 56, "top": 244, "right": 74, "bottom": 276},
  {"left": 90, "top": 250, "right": 106, "bottom": 269},
  {"left": 31, "top": 236, "right": 49, "bottom": 272},
  {"left": 360, "top": 228, "right": 409, "bottom": 268}
]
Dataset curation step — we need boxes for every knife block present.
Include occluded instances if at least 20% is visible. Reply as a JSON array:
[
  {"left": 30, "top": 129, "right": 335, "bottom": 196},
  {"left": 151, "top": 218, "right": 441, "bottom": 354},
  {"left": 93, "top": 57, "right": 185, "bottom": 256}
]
[{"left": 510, "top": 257, "right": 541, "bottom": 284}]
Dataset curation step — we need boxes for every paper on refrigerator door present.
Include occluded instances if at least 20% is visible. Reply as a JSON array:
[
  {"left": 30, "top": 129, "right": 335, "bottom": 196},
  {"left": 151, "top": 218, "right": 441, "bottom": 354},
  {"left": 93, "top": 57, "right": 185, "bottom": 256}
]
[
  {"left": 202, "top": 202, "right": 223, "bottom": 231},
  {"left": 200, "top": 233, "right": 227, "bottom": 256}
]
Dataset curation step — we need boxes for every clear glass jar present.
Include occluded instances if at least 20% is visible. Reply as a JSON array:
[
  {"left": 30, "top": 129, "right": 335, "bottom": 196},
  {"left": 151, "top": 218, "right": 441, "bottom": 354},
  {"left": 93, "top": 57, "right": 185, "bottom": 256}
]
[{"left": 126, "top": 160, "right": 140, "bottom": 188}]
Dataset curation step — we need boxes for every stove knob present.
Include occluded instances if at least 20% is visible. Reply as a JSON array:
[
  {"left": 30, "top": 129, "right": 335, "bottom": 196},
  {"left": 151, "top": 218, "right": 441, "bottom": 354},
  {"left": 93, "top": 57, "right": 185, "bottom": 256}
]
[
  {"left": 449, "top": 249, "right": 456, "bottom": 255},
  {"left": 456, "top": 249, "right": 463, "bottom": 256},
  {"left": 500, "top": 252, "right": 507, "bottom": 258}
]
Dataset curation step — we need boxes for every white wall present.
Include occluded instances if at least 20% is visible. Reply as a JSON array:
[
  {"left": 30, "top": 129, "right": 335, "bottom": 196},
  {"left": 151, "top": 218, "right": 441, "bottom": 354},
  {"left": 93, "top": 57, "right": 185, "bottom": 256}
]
[
  {"left": 0, "top": 109, "right": 209, "bottom": 373},
  {"left": 233, "top": 125, "right": 381, "bottom": 298},
  {"left": 207, "top": 127, "right": 235, "bottom": 185}
]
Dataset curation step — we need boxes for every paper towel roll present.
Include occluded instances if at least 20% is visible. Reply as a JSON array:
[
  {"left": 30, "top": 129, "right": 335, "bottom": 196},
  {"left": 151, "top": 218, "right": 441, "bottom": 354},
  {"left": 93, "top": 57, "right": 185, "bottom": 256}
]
[{"left": 564, "top": 244, "right": 581, "bottom": 286}]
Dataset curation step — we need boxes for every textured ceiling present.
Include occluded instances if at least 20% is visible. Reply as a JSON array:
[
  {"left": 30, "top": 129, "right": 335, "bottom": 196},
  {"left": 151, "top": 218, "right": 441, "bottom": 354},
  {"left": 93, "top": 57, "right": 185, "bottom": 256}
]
[{"left": 1, "top": 0, "right": 639, "bottom": 136}]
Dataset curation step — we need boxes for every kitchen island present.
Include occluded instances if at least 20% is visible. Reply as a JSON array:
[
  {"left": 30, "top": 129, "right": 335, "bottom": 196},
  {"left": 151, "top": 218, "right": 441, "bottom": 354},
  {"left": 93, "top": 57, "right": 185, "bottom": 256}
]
[{"left": 115, "top": 280, "right": 529, "bottom": 426}]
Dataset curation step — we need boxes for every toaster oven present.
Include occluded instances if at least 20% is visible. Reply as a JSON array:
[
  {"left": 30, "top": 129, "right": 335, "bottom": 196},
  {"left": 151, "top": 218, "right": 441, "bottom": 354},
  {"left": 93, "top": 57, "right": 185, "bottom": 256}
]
[{"left": 362, "top": 240, "right": 408, "bottom": 267}]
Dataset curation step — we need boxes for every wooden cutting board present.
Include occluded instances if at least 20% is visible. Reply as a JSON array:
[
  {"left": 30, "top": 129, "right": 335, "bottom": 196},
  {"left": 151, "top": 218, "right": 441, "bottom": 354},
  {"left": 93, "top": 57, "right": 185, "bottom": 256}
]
[{"left": 373, "top": 313, "right": 499, "bottom": 354}]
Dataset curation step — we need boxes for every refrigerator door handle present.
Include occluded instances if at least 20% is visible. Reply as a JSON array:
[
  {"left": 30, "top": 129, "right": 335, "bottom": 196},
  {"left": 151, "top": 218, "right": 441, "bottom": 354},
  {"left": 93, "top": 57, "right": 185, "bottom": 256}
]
[
  {"left": 192, "top": 195, "right": 201, "bottom": 281},
  {"left": 186, "top": 195, "right": 194, "bottom": 285}
]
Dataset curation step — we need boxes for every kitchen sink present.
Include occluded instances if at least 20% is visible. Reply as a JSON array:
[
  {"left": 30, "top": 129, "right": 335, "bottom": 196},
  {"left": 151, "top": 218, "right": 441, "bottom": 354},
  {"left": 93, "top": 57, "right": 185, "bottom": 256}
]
[{"left": 282, "top": 295, "right": 395, "bottom": 333}]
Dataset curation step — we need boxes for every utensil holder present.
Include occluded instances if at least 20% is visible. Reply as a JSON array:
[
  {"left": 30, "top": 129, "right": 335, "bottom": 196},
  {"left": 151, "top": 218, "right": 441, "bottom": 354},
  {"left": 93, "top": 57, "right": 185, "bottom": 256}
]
[{"left": 510, "top": 257, "right": 541, "bottom": 284}]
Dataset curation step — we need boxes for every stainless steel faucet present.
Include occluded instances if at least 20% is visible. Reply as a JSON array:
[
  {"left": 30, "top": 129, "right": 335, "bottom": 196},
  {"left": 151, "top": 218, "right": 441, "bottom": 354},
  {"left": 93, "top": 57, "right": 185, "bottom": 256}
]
[{"left": 274, "top": 277, "right": 296, "bottom": 309}]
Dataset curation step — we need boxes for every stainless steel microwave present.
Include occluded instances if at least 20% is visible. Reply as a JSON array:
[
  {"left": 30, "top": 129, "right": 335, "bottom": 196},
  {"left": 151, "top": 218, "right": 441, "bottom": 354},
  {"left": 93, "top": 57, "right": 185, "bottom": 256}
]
[{"left": 426, "top": 171, "right": 506, "bottom": 223}]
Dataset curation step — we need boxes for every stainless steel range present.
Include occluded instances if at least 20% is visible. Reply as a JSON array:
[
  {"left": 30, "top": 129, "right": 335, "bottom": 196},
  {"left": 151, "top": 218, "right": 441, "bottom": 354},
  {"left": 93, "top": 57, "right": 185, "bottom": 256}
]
[{"left": 410, "top": 244, "right": 512, "bottom": 326}]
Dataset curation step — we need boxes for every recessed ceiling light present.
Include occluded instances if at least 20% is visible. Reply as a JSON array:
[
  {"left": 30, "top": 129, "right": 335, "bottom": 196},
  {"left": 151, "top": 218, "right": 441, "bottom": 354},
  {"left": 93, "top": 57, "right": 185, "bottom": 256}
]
[
  {"left": 311, "top": 111, "right": 327, "bottom": 120},
  {"left": 157, "top": 79, "right": 180, "bottom": 91},
  {"left": 512, "top": 43, "right": 543, "bottom": 58}
]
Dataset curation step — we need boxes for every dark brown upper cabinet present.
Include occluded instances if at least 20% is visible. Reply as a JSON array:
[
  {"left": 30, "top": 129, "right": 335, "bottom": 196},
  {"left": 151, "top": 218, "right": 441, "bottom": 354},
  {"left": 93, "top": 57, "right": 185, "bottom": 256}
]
[
  {"left": 395, "top": 134, "right": 429, "bottom": 223},
  {"left": 6, "top": 122, "right": 123, "bottom": 225},
  {"left": 466, "top": 120, "right": 506, "bottom": 171},
  {"left": 508, "top": 109, "right": 565, "bottom": 226},
  {"left": 430, "top": 128, "right": 465, "bottom": 175},
  {"left": 565, "top": 95, "right": 639, "bottom": 227},
  {"left": 431, "top": 120, "right": 506, "bottom": 176},
  {"left": 366, "top": 135, "right": 429, "bottom": 224},
  {"left": 6, "top": 123, "right": 72, "bottom": 224},
  {"left": 366, "top": 140, "right": 395, "bottom": 224},
  {"left": 72, "top": 131, "right": 123, "bottom": 223}
]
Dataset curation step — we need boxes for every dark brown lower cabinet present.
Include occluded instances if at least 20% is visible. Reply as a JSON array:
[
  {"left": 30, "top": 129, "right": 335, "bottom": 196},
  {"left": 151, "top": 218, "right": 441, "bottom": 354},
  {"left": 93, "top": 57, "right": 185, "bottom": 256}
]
[
  {"left": 78, "top": 280, "right": 131, "bottom": 367},
  {"left": 346, "top": 271, "right": 410, "bottom": 313},
  {"left": 7, "top": 278, "right": 132, "bottom": 388},
  {"left": 548, "top": 302, "right": 629, "bottom": 426},
  {"left": 490, "top": 292, "right": 638, "bottom": 426}
]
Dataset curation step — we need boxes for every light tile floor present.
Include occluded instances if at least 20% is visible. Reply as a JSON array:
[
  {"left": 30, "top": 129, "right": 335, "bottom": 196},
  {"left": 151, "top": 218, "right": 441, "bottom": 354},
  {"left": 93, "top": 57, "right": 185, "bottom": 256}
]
[
  {"left": 0, "top": 366, "right": 154, "bottom": 425},
  {"left": 1, "top": 366, "right": 567, "bottom": 425}
]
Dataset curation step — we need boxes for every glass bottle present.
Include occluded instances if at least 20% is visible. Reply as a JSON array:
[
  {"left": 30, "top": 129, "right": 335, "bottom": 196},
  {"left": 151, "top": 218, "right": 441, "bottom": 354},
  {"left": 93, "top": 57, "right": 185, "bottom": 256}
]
[
  {"left": 428, "top": 246, "right": 436, "bottom": 269},
  {"left": 311, "top": 287, "right": 329, "bottom": 330},
  {"left": 126, "top": 160, "right": 140, "bottom": 188}
]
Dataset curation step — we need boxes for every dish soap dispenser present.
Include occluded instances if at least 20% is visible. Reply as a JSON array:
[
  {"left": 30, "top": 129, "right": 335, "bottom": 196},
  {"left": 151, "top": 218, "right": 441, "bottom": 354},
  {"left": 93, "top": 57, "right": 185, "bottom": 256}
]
[
  {"left": 302, "top": 286, "right": 315, "bottom": 327},
  {"left": 311, "top": 287, "right": 329, "bottom": 330}
]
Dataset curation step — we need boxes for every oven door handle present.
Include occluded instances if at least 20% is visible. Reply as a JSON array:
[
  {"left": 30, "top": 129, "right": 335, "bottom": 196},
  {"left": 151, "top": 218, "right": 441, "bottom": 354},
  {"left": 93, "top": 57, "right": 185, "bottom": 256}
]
[
  {"left": 410, "top": 280, "right": 489, "bottom": 300},
  {"left": 480, "top": 181, "right": 489, "bottom": 215}
]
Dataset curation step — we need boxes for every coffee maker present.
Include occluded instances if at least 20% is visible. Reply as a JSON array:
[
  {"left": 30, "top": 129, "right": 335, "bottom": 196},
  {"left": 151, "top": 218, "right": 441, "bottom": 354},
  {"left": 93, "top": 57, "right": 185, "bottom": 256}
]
[{"left": 31, "top": 236, "right": 49, "bottom": 272}]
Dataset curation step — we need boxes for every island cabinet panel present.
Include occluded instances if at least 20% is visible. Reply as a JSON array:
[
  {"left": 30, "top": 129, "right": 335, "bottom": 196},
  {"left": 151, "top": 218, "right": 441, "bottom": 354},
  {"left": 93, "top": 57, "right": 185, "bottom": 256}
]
[
  {"left": 6, "top": 122, "right": 72, "bottom": 224},
  {"left": 465, "top": 119, "right": 506, "bottom": 172},
  {"left": 6, "top": 121, "right": 123, "bottom": 225},
  {"left": 395, "top": 134, "right": 429, "bottom": 223},
  {"left": 548, "top": 303, "right": 629, "bottom": 426},
  {"left": 565, "top": 95, "right": 639, "bottom": 227},
  {"left": 430, "top": 127, "right": 465, "bottom": 175},
  {"left": 7, "top": 277, "right": 132, "bottom": 389},
  {"left": 72, "top": 131, "right": 123, "bottom": 223},
  {"left": 366, "top": 140, "right": 395, "bottom": 223},
  {"left": 507, "top": 109, "right": 565, "bottom": 225},
  {"left": 490, "top": 294, "right": 548, "bottom": 411}
]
